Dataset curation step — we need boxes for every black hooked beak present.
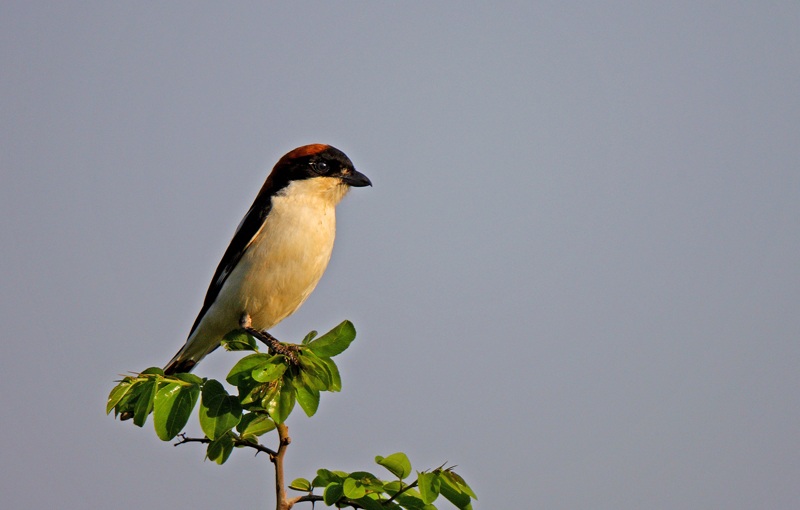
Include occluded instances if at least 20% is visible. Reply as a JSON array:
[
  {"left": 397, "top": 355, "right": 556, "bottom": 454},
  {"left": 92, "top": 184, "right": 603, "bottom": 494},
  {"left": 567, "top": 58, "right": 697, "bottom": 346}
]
[{"left": 342, "top": 168, "right": 372, "bottom": 187}]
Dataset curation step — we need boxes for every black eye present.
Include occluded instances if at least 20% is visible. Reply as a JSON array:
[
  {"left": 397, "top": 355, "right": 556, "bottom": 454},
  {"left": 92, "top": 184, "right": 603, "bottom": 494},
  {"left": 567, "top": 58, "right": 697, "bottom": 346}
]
[{"left": 312, "top": 161, "right": 329, "bottom": 174}]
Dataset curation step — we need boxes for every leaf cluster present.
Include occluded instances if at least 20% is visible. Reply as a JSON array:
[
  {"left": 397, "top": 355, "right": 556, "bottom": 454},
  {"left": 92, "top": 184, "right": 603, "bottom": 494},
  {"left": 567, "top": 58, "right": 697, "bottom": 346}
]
[
  {"left": 289, "top": 452, "right": 476, "bottom": 510},
  {"left": 107, "top": 320, "right": 477, "bottom": 508},
  {"left": 107, "top": 321, "right": 356, "bottom": 463}
]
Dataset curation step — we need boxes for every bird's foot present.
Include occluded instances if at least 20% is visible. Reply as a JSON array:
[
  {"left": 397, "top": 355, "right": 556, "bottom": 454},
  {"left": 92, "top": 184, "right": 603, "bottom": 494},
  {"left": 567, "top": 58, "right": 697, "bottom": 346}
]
[
  {"left": 239, "top": 313, "right": 253, "bottom": 329},
  {"left": 243, "top": 327, "right": 300, "bottom": 365},
  {"left": 238, "top": 313, "right": 299, "bottom": 363}
]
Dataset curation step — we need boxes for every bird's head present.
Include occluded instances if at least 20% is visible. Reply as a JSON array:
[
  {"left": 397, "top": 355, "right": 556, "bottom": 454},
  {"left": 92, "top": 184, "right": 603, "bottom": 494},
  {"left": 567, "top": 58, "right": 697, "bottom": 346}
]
[{"left": 261, "top": 144, "right": 371, "bottom": 200}]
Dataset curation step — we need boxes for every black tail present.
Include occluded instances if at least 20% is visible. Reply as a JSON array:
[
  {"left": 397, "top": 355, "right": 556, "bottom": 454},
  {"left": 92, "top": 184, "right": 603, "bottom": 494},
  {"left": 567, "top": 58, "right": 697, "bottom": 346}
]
[{"left": 163, "top": 357, "right": 197, "bottom": 375}]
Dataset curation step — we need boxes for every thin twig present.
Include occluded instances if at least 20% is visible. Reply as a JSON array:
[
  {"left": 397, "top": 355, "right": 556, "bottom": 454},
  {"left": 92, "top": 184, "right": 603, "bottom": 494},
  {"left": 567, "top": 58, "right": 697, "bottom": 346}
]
[
  {"left": 174, "top": 434, "right": 210, "bottom": 446},
  {"left": 174, "top": 433, "right": 278, "bottom": 458},
  {"left": 286, "top": 494, "right": 324, "bottom": 506},
  {"left": 383, "top": 480, "right": 419, "bottom": 506},
  {"left": 287, "top": 494, "right": 364, "bottom": 509}
]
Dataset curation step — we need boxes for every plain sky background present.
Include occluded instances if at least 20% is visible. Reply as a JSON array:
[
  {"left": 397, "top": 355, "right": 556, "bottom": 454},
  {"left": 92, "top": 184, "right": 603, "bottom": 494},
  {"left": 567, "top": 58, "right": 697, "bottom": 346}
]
[{"left": 2, "top": 2, "right": 798, "bottom": 509}]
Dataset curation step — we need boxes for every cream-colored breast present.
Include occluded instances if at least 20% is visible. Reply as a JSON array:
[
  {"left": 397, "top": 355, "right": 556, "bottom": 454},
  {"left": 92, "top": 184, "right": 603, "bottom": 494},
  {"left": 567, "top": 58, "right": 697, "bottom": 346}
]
[{"left": 219, "top": 177, "right": 348, "bottom": 330}]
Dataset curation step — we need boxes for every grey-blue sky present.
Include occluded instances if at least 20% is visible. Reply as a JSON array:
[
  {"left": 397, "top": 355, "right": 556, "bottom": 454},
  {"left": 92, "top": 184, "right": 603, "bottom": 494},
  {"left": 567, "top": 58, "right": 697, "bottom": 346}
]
[{"left": 2, "top": 2, "right": 798, "bottom": 509}]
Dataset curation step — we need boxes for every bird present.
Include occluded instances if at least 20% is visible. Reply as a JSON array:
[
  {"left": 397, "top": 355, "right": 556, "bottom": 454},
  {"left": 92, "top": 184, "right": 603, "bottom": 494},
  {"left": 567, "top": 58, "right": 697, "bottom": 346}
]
[{"left": 163, "top": 144, "right": 371, "bottom": 374}]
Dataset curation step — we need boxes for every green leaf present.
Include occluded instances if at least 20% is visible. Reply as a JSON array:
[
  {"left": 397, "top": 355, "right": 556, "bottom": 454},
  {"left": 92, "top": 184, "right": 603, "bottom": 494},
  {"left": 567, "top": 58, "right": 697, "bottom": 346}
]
[
  {"left": 239, "top": 381, "right": 266, "bottom": 406},
  {"left": 320, "top": 357, "right": 342, "bottom": 391},
  {"left": 251, "top": 357, "right": 287, "bottom": 383},
  {"left": 289, "top": 478, "right": 312, "bottom": 491},
  {"left": 236, "top": 413, "right": 275, "bottom": 437},
  {"left": 260, "top": 380, "right": 283, "bottom": 410},
  {"left": 353, "top": 496, "right": 384, "bottom": 510},
  {"left": 299, "top": 365, "right": 327, "bottom": 391},
  {"left": 221, "top": 329, "right": 257, "bottom": 351},
  {"left": 141, "top": 367, "right": 165, "bottom": 376},
  {"left": 113, "top": 380, "right": 142, "bottom": 417},
  {"left": 383, "top": 480, "right": 403, "bottom": 493},
  {"left": 313, "top": 469, "right": 346, "bottom": 487},
  {"left": 199, "top": 380, "right": 242, "bottom": 440},
  {"left": 323, "top": 482, "right": 343, "bottom": 506},
  {"left": 348, "top": 471, "right": 379, "bottom": 481},
  {"left": 391, "top": 488, "right": 427, "bottom": 510},
  {"left": 174, "top": 372, "right": 204, "bottom": 385},
  {"left": 443, "top": 470, "right": 476, "bottom": 499},
  {"left": 301, "top": 351, "right": 342, "bottom": 392},
  {"left": 376, "top": 452, "right": 412, "bottom": 479},
  {"left": 343, "top": 477, "right": 366, "bottom": 499},
  {"left": 226, "top": 353, "right": 272, "bottom": 386},
  {"left": 417, "top": 472, "right": 441, "bottom": 505},
  {"left": 306, "top": 320, "right": 356, "bottom": 357},
  {"left": 301, "top": 330, "right": 318, "bottom": 344},
  {"left": 206, "top": 433, "right": 234, "bottom": 465},
  {"left": 132, "top": 379, "right": 157, "bottom": 427},
  {"left": 267, "top": 378, "right": 295, "bottom": 423},
  {"left": 295, "top": 378, "right": 320, "bottom": 417},
  {"left": 153, "top": 382, "right": 199, "bottom": 441},
  {"left": 439, "top": 474, "right": 472, "bottom": 509},
  {"left": 107, "top": 378, "right": 133, "bottom": 415},
  {"left": 298, "top": 351, "right": 331, "bottom": 388}
]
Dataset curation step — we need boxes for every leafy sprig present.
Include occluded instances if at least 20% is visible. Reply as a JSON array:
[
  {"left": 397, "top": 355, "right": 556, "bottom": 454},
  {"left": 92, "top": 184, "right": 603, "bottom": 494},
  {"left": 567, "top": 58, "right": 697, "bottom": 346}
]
[
  {"left": 287, "top": 452, "right": 476, "bottom": 509},
  {"left": 107, "top": 321, "right": 476, "bottom": 509}
]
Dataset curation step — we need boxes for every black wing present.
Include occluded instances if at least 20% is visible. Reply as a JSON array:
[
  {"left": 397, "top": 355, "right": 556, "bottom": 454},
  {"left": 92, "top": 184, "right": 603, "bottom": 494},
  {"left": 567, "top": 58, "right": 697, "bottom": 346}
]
[{"left": 186, "top": 193, "right": 272, "bottom": 337}]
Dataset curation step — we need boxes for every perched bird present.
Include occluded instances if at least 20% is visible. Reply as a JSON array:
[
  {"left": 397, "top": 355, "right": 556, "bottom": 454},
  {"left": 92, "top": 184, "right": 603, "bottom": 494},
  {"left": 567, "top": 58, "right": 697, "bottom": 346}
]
[{"left": 164, "top": 144, "right": 371, "bottom": 374}]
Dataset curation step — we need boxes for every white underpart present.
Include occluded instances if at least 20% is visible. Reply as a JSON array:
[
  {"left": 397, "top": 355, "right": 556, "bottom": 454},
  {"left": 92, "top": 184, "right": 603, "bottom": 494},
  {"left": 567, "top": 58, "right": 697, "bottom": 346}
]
[{"left": 173, "top": 177, "right": 350, "bottom": 365}]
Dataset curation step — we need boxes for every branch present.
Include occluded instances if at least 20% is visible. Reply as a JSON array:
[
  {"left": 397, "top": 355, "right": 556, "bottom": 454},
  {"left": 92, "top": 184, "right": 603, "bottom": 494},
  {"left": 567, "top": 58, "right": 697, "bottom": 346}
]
[
  {"left": 287, "top": 494, "right": 365, "bottom": 509},
  {"left": 273, "top": 423, "right": 293, "bottom": 510},
  {"left": 245, "top": 327, "right": 300, "bottom": 364},
  {"left": 383, "top": 480, "right": 419, "bottom": 506},
  {"left": 286, "top": 482, "right": 415, "bottom": 509},
  {"left": 174, "top": 433, "right": 278, "bottom": 458},
  {"left": 239, "top": 314, "right": 299, "bottom": 364},
  {"left": 287, "top": 494, "right": 324, "bottom": 506}
]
